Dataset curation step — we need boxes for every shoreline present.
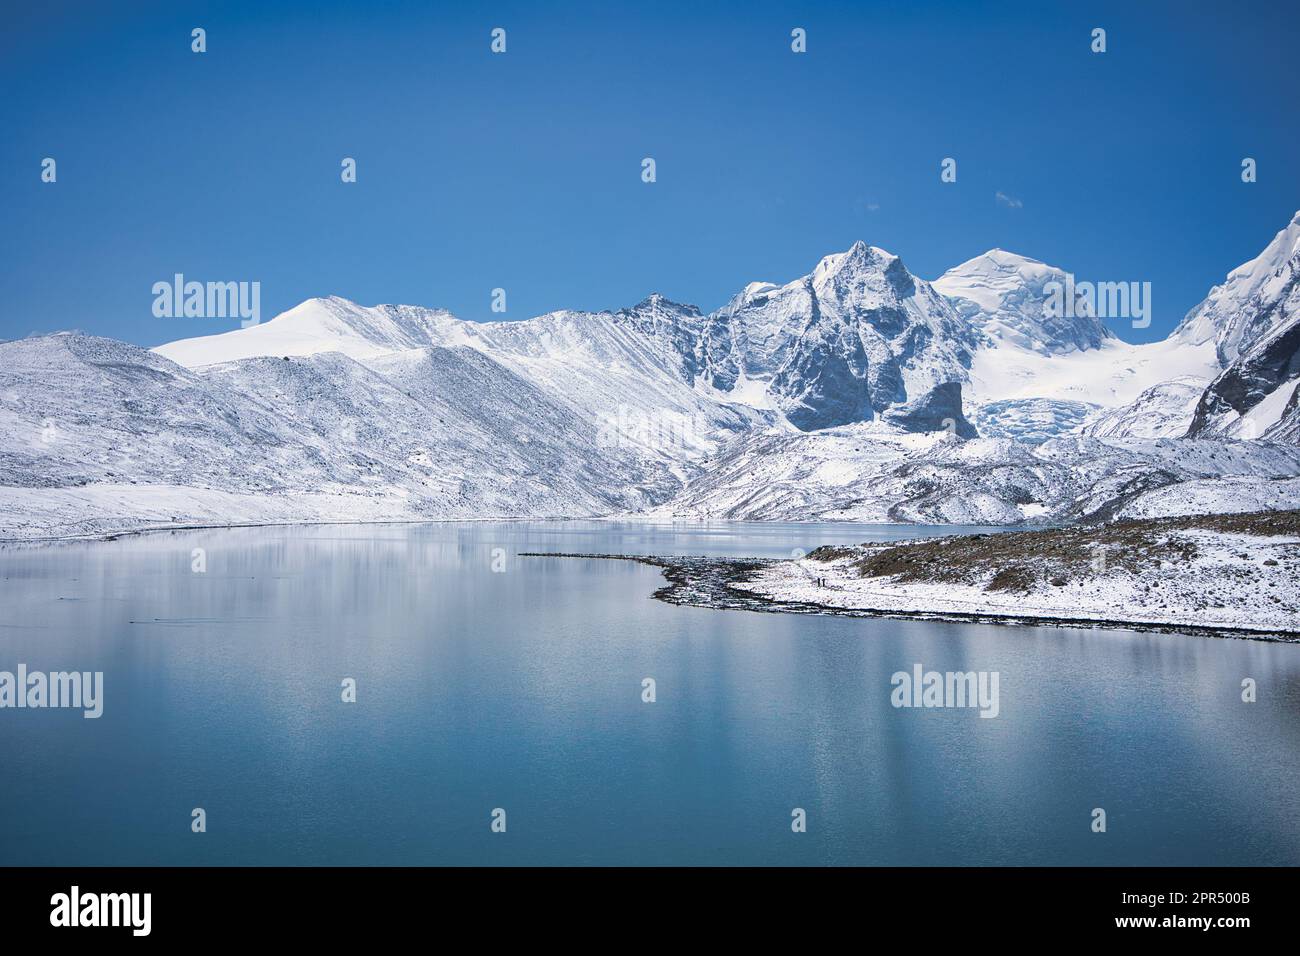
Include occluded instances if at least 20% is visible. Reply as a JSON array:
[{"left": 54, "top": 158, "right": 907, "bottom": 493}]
[
  {"left": 519, "top": 547, "right": 1300, "bottom": 643},
  {"left": 5, "top": 508, "right": 1294, "bottom": 642},
  {"left": 0, "top": 509, "right": 1031, "bottom": 547},
  {"left": 0, "top": 515, "right": 584, "bottom": 547}
]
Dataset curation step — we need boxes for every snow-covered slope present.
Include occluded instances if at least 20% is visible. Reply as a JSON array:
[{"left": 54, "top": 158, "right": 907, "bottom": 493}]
[
  {"left": 1262, "top": 385, "right": 1300, "bottom": 443},
  {"left": 1113, "top": 475, "right": 1300, "bottom": 519},
  {"left": 0, "top": 334, "right": 384, "bottom": 495},
  {"left": 1081, "top": 377, "right": 1207, "bottom": 439},
  {"left": 154, "top": 296, "right": 464, "bottom": 366},
  {"left": 440, "top": 300, "right": 771, "bottom": 456},
  {"left": 965, "top": 332, "right": 1218, "bottom": 413},
  {"left": 653, "top": 425, "right": 1300, "bottom": 525},
  {"left": 0, "top": 332, "right": 679, "bottom": 538},
  {"left": 159, "top": 293, "right": 771, "bottom": 459}
]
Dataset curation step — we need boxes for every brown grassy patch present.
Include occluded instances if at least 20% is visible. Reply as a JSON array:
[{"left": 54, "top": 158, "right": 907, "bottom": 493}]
[{"left": 809, "top": 509, "right": 1300, "bottom": 594}]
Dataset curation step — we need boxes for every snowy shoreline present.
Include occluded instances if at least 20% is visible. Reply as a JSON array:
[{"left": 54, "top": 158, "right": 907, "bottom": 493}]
[
  {"left": 732, "top": 510, "right": 1300, "bottom": 639},
  {"left": 521, "top": 510, "right": 1300, "bottom": 641},
  {"left": 0, "top": 487, "right": 949, "bottom": 546},
  {"left": 0, "top": 483, "right": 612, "bottom": 544}
]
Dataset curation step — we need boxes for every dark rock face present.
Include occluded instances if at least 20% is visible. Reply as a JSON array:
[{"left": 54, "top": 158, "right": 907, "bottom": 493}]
[
  {"left": 881, "top": 381, "right": 978, "bottom": 438},
  {"left": 693, "top": 310, "right": 740, "bottom": 392},
  {"left": 772, "top": 335, "right": 875, "bottom": 430}
]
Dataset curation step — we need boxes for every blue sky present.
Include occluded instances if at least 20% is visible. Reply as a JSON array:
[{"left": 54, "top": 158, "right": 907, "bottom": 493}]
[{"left": 2, "top": 0, "right": 1296, "bottom": 346}]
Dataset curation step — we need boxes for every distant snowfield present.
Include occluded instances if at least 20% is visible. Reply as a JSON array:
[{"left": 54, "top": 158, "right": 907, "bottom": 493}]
[
  {"left": 967, "top": 335, "right": 1219, "bottom": 409},
  {"left": 649, "top": 422, "right": 1300, "bottom": 525}
]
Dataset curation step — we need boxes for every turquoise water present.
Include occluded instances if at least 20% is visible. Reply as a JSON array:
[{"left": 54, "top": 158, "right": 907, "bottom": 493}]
[{"left": 1, "top": 521, "right": 1297, "bottom": 865}]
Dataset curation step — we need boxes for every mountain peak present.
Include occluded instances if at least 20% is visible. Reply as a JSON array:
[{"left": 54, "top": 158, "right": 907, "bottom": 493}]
[
  {"left": 934, "top": 249, "right": 1110, "bottom": 355},
  {"left": 1174, "top": 209, "right": 1300, "bottom": 364},
  {"left": 154, "top": 296, "right": 461, "bottom": 368},
  {"left": 979, "top": 249, "right": 1049, "bottom": 270},
  {"left": 812, "top": 241, "right": 898, "bottom": 282},
  {"left": 625, "top": 292, "right": 701, "bottom": 316}
]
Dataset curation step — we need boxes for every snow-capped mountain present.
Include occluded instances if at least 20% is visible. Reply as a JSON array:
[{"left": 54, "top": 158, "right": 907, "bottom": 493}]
[
  {"left": 1183, "top": 212, "right": 1300, "bottom": 441},
  {"left": 934, "top": 248, "right": 1219, "bottom": 438},
  {"left": 707, "top": 241, "right": 977, "bottom": 429},
  {"left": 159, "top": 242, "right": 977, "bottom": 435},
  {"left": 1175, "top": 211, "right": 1300, "bottom": 366},
  {"left": 934, "top": 249, "right": 1111, "bottom": 355},
  {"left": 6, "top": 212, "right": 1300, "bottom": 540},
  {"left": 153, "top": 237, "right": 1213, "bottom": 445}
]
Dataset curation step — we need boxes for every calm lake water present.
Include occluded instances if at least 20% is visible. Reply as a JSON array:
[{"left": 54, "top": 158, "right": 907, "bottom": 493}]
[{"left": 1, "top": 521, "right": 1298, "bottom": 866}]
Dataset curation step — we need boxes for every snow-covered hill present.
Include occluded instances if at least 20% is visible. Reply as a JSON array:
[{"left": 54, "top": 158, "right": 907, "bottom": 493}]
[
  {"left": 1081, "top": 378, "right": 1207, "bottom": 439},
  {"left": 154, "top": 295, "right": 464, "bottom": 366},
  {"left": 0, "top": 332, "right": 680, "bottom": 537}
]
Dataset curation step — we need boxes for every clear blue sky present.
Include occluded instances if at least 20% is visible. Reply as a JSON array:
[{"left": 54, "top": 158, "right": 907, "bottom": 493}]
[{"left": 2, "top": 0, "right": 1296, "bottom": 346}]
